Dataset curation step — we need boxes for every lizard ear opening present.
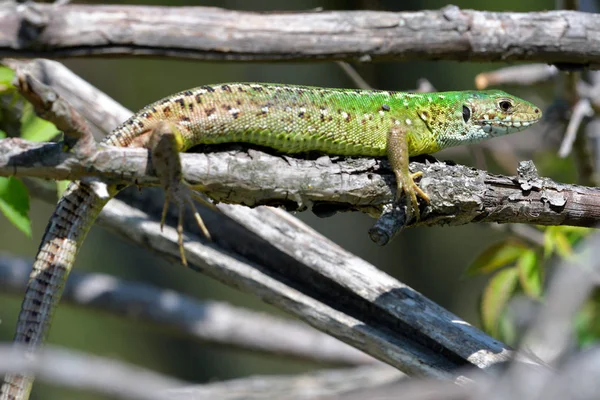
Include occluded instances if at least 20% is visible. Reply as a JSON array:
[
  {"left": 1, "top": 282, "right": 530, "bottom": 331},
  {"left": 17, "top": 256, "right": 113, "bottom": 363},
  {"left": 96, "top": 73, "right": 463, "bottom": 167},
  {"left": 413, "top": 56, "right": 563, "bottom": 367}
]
[{"left": 462, "top": 105, "right": 471, "bottom": 123}]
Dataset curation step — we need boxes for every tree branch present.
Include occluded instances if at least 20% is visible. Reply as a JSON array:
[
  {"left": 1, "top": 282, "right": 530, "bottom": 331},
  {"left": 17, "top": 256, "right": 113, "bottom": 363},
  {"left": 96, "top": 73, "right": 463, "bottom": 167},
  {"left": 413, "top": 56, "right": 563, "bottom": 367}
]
[
  {"left": 166, "top": 365, "right": 401, "bottom": 400},
  {"left": 4, "top": 233, "right": 600, "bottom": 400},
  {"left": 0, "top": 254, "right": 372, "bottom": 366},
  {"left": 1, "top": 3, "right": 600, "bottom": 66},
  {"left": 1, "top": 138, "right": 600, "bottom": 231},
  {"left": 0, "top": 343, "right": 399, "bottom": 400},
  {"left": 95, "top": 197, "right": 508, "bottom": 378},
  {"left": 0, "top": 344, "right": 184, "bottom": 400}
]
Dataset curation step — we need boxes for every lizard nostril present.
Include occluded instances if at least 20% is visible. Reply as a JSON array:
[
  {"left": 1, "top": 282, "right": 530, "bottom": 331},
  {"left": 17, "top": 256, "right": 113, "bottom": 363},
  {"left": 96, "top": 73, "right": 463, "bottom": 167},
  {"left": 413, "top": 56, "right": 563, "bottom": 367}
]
[{"left": 534, "top": 108, "right": 540, "bottom": 114}]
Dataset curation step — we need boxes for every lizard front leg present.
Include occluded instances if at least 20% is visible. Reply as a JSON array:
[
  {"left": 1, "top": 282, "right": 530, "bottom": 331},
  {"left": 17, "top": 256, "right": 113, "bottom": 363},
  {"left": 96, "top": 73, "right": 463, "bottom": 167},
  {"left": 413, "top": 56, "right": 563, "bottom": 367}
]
[{"left": 386, "top": 125, "right": 430, "bottom": 221}]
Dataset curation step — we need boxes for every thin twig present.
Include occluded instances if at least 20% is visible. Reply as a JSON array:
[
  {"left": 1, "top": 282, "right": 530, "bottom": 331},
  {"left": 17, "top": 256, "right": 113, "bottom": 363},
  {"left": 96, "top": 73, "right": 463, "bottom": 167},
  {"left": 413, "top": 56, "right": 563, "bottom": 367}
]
[
  {"left": 487, "top": 224, "right": 545, "bottom": 247},
  {"left": 12, "top": 68, "right": 97, "bottom": 155},
  {"left": 475, "top": 64, "right": 559, "bottom": 89},
  {"left": 558, "top": 98, "right": 594, "bottom": 157},
  {"left": 167, "top": 365, "right": 401, "bottom": 400},
  {"left": 2, "top": 58, "right": 130, "bottom": 140},
  {"left": 335, "top": 62, "right": 372, "bottom": 90}
]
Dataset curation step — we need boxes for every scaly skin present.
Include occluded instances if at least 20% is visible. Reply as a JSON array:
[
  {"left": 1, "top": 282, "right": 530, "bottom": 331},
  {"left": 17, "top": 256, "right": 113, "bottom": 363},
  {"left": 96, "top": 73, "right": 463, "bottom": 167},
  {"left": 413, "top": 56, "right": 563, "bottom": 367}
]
[{"left": 1, "top": 83, "right": 541, "bottom": 399}]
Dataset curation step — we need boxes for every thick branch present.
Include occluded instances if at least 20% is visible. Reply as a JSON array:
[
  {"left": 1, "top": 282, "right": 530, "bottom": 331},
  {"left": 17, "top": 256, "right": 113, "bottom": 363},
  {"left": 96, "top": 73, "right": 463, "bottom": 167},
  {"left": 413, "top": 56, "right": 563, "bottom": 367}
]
[
  {"left": 1, "top": 3, "right": 600, "bottom": 66},
  {"left": 1, "top": 138, "right": 599, "bottom": 229},
  {"left": 96, "top": 198, "right": 509, "bottom": 377}
]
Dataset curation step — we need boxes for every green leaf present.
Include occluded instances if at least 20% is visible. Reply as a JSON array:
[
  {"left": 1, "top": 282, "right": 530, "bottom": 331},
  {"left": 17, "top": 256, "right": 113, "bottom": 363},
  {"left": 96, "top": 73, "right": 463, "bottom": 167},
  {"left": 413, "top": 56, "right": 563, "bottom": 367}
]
[
  {"left": 0, "top": 66, "right": 14, "bottom": 84},
  {"left": 481, "top": 267, "right": 519, "bottom": 336},
  {"left": 543, "top": 226, "right": 556, "bottom": 259},
  {"left": 497, "top": 309, "right": 517, "bottom": 346},
  {"left": 56, "top": 180, "right": 70, "bottom": 198},
  {"left": 0, "top": 129, "right": 6, "bottom": 139},
  {"left": 20, "top": 103, "right": 59, "bottom": 142},
  {"left": 554, "top": 230, "right": 574, "bottom": 258},
  {"left": 0, "top": 176, "right": 31, "bottom": 237},
  {"left": 517, "top": 249, "right": 542, "bottom": 299},
  {"left": 558, "top": 226, "right": 591, "bottom": 236},
  {"left": 575, "top": 294, "right": 600, "bottom": 347},
  {"left": 465, "top": 240, "right": 527, "bottom": 276}
]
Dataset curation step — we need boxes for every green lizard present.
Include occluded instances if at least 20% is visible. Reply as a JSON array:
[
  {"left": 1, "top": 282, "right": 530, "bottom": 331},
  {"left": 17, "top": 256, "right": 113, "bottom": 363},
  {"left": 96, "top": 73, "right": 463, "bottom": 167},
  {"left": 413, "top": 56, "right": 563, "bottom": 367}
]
[{"left": 1, "top": 83, "right": 541, "bottom": 399}]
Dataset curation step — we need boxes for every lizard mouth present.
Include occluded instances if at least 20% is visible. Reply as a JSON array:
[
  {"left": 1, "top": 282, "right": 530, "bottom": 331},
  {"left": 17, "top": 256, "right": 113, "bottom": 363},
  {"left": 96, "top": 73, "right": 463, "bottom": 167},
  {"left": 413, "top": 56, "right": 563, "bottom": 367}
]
[
  {"left": 478, "top": 117, "right": 542, "bottom": 135},
  {"left": 477, "top": 117, "right": 541, "bottom": 128}
]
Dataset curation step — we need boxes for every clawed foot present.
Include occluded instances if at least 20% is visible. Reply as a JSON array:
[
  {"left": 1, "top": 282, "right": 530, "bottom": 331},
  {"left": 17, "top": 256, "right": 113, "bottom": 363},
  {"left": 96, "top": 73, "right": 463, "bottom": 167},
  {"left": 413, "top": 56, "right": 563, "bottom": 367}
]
[
  {"left": 395, "top": 169, "right": 430, "bottom": 222},
  {"left": 147, "top": 121, "right": 214, "bottom": 266},
  {"left": 160, "top": 181, "right": 214, "bottom": 266}
]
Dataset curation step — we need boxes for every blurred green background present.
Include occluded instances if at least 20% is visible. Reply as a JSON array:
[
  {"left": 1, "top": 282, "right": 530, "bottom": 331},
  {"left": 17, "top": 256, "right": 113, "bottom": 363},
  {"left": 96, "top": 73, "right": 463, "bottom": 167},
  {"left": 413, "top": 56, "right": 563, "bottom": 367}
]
[{"left": 0, "top": 0, "right": 558, "bottom": 399}]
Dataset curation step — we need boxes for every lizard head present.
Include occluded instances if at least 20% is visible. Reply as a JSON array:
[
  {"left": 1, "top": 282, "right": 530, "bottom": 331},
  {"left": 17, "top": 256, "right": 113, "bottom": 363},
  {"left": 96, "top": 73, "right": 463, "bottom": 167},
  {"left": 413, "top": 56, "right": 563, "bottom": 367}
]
[{"left": 429, "top": 90, "right": 542, "bottom": 150}]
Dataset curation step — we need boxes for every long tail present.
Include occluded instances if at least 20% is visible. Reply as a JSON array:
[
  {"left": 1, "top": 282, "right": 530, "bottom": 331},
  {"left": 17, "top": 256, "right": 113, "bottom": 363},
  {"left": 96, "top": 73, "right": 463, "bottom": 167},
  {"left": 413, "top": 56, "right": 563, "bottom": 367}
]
[{"left": 0, "top": 181, "right": 116, "bottom": 400}]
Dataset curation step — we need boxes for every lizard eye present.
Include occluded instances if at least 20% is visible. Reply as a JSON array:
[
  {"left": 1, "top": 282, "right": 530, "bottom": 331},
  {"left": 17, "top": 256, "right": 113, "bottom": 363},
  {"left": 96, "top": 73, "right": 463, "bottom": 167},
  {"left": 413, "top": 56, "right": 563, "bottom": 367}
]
[
  {"left": 462, "top": 105, "right": 471, "bottom": 123},
  {"left": 499, "top": 100, "right": 513, "bottom": 112}
]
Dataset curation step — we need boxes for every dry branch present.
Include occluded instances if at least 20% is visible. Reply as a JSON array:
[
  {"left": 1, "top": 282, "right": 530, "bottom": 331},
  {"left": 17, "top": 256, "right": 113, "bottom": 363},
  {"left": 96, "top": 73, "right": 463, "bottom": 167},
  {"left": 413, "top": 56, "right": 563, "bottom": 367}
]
[
  {"left": 167, "top": 365, "right": 401, "bottom": 400},
  {"left": 0, "top": 344, "right": 398, "bottom": 400},
  {"left": 0, "top": 344, "right": 184, "bottom": 400},
  {"left": 1, "top": 138, "right": 600, "bottom": 230},
  {"left": 4, "top": 231, "right": 600, "bottom": 399},
  {"left": 0, "top": 254, "right": 372, "bottom": 366},
  {"left": 1, "top": 3, "right": 600, "bottom": 66}
]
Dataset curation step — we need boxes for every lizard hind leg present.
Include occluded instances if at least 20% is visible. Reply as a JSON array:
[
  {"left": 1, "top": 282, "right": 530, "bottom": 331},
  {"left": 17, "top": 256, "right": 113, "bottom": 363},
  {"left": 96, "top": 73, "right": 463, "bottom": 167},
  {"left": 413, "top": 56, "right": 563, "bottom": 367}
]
[{"left": 146, "top": 121, "right": 212, "bottom": 266}]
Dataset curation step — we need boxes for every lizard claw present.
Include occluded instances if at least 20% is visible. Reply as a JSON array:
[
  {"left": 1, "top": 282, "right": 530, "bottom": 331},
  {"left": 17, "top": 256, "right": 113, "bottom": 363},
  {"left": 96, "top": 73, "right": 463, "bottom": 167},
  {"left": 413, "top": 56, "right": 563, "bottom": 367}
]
[
  {"left": 395, "top": 170, "right": 429, "bottom": 222},
  {"left": 148, "top": 121, "right": 214, "bottom": 266},
  {"left": 160, "top": 181, "right": 213, "bottom": 266}
]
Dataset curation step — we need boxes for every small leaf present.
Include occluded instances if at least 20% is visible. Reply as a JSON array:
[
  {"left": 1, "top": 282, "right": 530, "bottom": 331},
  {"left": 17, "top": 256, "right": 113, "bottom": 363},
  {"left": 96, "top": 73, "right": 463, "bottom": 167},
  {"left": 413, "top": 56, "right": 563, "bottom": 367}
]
[
  {"left": 517, "top": 249, "right": 542, "bottom": 299},
  {"left": 554, "top": 230, "right": 574, "bottom": 258},
  {"left": 0, "top": 129, "right": 6, "bottom": 139},
  {"left": 56, "top": 180, "right": 70, "bottom": 198},
  {"left": 559, "top": 226, "right": 591, "bottom": 236},
  {"left": 465, "top": 240, "right": 526, "bottom": 276},
  {"left": 575, "top": 296, "right": 600, "bottom": 347},
  {"left": 481, "top": 267, "right": 519, "bottom": 336},
  {"left": 20, "top": 102, "right": 60, "bottom": 142},
  {"left": 497, "top": 310, "right": 517, "bottom": 346},
  {"left": 0, "top": 66, "right": 14, "bottom": 84},
  {"left": 543, "top": 226, "right": 556, "bottom": 259},
  {"left": 0, "top": 176, "right": 31, "bottom": 237}
]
